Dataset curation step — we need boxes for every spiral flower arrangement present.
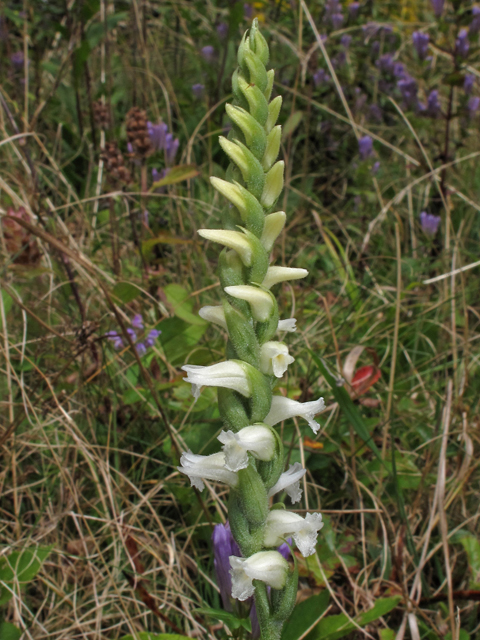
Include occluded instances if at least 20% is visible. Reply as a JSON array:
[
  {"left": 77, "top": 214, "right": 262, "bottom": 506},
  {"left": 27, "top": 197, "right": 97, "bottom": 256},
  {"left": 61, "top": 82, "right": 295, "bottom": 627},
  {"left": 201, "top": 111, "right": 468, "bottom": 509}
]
[{"left": 177, "top": 20, "right": 325, "bottom": 640}]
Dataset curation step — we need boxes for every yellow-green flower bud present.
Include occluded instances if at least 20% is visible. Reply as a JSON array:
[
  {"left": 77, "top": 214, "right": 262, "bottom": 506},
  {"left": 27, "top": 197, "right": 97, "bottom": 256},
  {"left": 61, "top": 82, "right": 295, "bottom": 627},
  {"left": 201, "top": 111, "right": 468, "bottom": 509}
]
[
  {"left": 219, "top": 137, "right": 265, "bottom": 199},
  {"left": 225, "top": 285, "right": 274, "bottom": 322},
  {"left": 264, "top": 69, "right": 275, "bottom": 102},
  {"left": 263, "top": 125, "right": 282, "bottom": 171},
  {"left": 261, "top": 211, "right": 286, "bottom": 252},
  {"left": 198, "top": 228, "right": 254, "bottom": 266},
  {"left": 266, "top": 96, "right": 282, "bottom": 133},
  {"left": 261, "top": 160, "right": 284, "bottom": 209},
  {"left": 262, "top": 266, "right": 308, "bottom": 289},
  {"left": 225, "top": 104, "right": 267, "bottom": 160}
]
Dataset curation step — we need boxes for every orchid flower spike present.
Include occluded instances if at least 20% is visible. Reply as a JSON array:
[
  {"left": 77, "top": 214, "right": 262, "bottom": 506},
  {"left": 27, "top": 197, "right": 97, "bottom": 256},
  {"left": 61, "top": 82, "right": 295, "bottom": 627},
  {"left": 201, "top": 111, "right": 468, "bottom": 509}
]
[
  {"left": 182, "top": 361, "right": 252, "bottom": 399},
  {"left": 224, "top": 285, "right": 274, "bottom": 322},
  {"left": 268, "top": 462, "right": 307, "bottom": 504},
  {"left": 218, "top": 424, "right": 276, "bottom": 471},
  {"left": 264, "top": 510, "right": 324, "bottom": 557},
  {"left": 177, "top": 451, "right": 239, "bottom": 491},
  {"left": 230, "top": 551, "right": 289, "bottom": 601},
  {"left": 264, "top": 395, "right": 325, "bottom": 433}
]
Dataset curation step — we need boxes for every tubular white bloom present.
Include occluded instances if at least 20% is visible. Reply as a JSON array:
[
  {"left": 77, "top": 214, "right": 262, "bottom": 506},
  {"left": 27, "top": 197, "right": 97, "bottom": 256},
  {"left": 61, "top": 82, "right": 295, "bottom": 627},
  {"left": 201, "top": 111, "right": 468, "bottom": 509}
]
[
  {"left": 261, "top": 211, "right": 286, "bottom": 252},
  {"left": 264, "top": 510, "right": 324, "bottom": 557},
  {"left": 264, "top": 395, "right": 325, "bottom": 433},
  {"left": 224, "top": 285, "right": 273, "bottom": 322},
  {"left": 230, "top": 551, "right": 289, "bottom": 601},
  {"left": 198, "top": 305, "right": 227, "bottom": 330},
  {"left": 259, "top": 341, "right": 295, "bottom": 377},
  {"left": 182, "top": 361, "right": 251, "bottom": 400},
  {"left": 260, "top": 160, "right": 285, "bottom": 208},
  {"left": 268, "top": 462, "right": 306, "bottom": 504},
  {"left": 262, "top": 266, "right": 309, "bottom": 290},
  {"left": 177, "top": 451, "right": 238, "bottom": 491},
  {"left": 277, "top": 318, "right": 297, "bottom": 333},
  {"left": 218, "top": 425, "right": 276, "bottom": 471},
  {"left": 198, "top": 229, "right": 252, "bottom": 266}
]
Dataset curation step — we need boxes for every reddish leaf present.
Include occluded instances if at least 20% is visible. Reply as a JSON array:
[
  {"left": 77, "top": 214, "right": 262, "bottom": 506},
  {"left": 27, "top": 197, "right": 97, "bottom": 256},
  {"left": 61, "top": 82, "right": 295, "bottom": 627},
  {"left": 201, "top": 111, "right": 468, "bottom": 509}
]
[
  {"left": 125, "top": 535, "right": 145, "bottom": 575},
  {"left": 351, "top": 365, "right": 381, "bottom": 396}
]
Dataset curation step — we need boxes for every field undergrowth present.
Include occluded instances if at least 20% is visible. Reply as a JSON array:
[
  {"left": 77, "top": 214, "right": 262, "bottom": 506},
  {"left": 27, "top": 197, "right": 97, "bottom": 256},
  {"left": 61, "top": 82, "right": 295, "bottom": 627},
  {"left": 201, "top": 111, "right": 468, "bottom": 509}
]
[{"left": 1, "top": 1, "right": 480, "bottom": 639}]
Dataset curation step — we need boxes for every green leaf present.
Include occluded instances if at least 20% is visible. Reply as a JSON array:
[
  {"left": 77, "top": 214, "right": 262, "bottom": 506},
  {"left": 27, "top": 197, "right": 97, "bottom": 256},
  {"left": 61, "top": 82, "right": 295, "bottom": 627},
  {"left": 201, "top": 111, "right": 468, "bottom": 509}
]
[
  {"left": 308, "top": 596, "right": 401, "bottom": 640},
  {"left": 150, "top": 165, "right": 199, "bottom": 190},
  {"left": 120, "top": 635, "right": 193, "bottom": 640},
  {"left": 452, "top": 531, "right": 480, "bottom": 587},
  {"left": 281, "top": 591, "right": 330, "bottom": 640},
  {"left": 160, "top": 318, "right": 207, "bottom": 366},
  {"left": 282, "top": 111, "right": 303, "bottom": 140},
  {"left": 163, "top": 285, "right": 206, "bottom": 326},
  {"left": 0, "top": 623, "right": 22, "bottom": 640},
  {"left": 194, "top": 607, "right": 252, "bottom": 632},
  {"left": 308, "top": 351, "right": 382, "bottom": 462},
  {"left": 0, "top": 546, "right": 51, "bottom": 583},
  {"left": 112, "top": 282, "right": 142, "bottom": 303}
]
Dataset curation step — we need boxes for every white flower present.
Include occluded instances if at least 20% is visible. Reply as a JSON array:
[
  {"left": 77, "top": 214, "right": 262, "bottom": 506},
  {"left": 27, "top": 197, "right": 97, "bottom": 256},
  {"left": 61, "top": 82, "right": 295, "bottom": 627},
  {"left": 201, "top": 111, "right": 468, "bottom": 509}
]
[
  {"left": 277, "top": 318, "right": 297, "bottom": 333},
  {"left": 264, "top": 395, "right": 325, "bottom": 434},
  {"left": 230, "top": 551, "right": 289, "bottom": 601},
  {"left": 224, "top": 285, "right": 274, "bottom": 322},
  {"left": 261, "top": 211, "right": 286, "bottom": 251},
  {"left": 198, "top": 305, "right": 227, "bottom": 330},
  {"left": 182, "top": 361, "right": 251, "bottom": 400},
  {"left": 218, "top": 425, "right": 276, "bottom": 471},
  {"left": 177, "top": 451, "right": 238, "bottom": 491},
  {"left": 264, "top": 510, "right": 324, "bottom": 557},
  {"left": 259, "top": 341, "right": 295, "bottom": 377},
  {"left": 198, "top": 229, "right": 253, "bottom": 266},
  {"left": 262, "top": 266, "right": 308, "bottom": 289},
  {"left": 268, "top": 462, "right": 306, "bottom": 504}
]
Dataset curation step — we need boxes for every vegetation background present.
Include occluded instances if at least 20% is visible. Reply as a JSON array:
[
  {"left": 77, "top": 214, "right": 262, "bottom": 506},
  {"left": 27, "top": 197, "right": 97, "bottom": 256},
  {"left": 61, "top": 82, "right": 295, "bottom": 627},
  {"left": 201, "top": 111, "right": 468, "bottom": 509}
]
[{"left": 1, "top": 0, "right": 479, "bottom": 639}]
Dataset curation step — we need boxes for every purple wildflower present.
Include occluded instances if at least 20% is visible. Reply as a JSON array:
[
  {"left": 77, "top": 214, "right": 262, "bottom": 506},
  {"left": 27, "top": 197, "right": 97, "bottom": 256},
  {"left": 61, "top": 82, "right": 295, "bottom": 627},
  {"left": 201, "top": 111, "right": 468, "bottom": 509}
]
[
  {"left": 464, "top": 74, "right": 474, "bottom": 95},
  {"left": 244, "top": 3, "right": 254, "bottom": 19},
  {"left": 325, "top": 0, "right": 343, "bottom": 29},
  {"left": 147, "top": 121, "right": 168, "bottom": 152},
  {"left": 393, "top": 62, "right": 405, "bottom": 78},
  {"left": 131, "top": 314, "right": 144, "bottom": 330},
  {"left": 431, "top": 0, "right": 444, "bottom": 17},
  {"left": 106, "top": 331, "right": 123, "bottom": 350},
  {"left": 165, "top": 134, "right": 179, "bottom": 165},
  {"left": 468, "top": 96, "right": 480, "bottom": 118},
  {"left": 313, "top": 68, "right": 330, "bottom": 87},
  {"left": 341, "top": 34, "right": 352, "bottom": 48},
  {"left": 217, "top": 22, "right": 229, "bottom": 39},
  {"left": 145, "top": 329, "right": 161, "bottom": 348},
  {"left": 136, "top": 343, "right": 147, "bottom": 356},
  {"left": 420, "top": 211, "right": 441, "bottom": 236},
  {"left": 201, "top": 45, "right": 215, "bottom": 63},
  {"left": 371, "top": 161, "right": 381, "bottom": 175},
  {"left": 349, "top": 2, "right": 360, "bottom": 19},
  {"left": 152, "top": 167, "right": 170, "bottom": 193},
  {"left": 456, "top": 29, "right": 469, "bottom": 58},
  {"left": 192, "top": 83, "right": 205, "bottom": 99},
  {"left": 397, "top": 74, "right": 418, "bottom": 108},
  {"left": 126, "top": 328, "right": 137, "bottom": 341},
  {"left": 212, "top": 522, "right": 241, "bottom": 611},
  {"left": 471, "top": 7, "right": 480, "bottom": 34},
  {"left": 426, "top": 90, "right": 441, "bottom": 117},
  {"left": 376, "top": 53, "right": 394, "bottom": 74},
  {"left": 331, "top": 13, "right": 344, "bottom": 29},
  {"left": 412, "top": 32, "right": 429, "bottom": 60},
  {"left": 10, "top": 51, "right": 24, "bottom": 70},
  {"left": 358, "top": 135, "right": 374, "bottom": 160}
]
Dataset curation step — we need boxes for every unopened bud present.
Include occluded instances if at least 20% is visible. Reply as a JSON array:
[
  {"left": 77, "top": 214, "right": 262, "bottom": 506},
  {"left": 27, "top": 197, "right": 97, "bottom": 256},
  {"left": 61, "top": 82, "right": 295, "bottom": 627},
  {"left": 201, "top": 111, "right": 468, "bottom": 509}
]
[
  {"left": 224, "top": 285, "right": 274, "bottom": 322},
  {"left": 261, "top": 161, "right": 284, "bottom": 208},
  {"left": 266, "top": 96, "right": 283, "bottom": 133},
  {"left": 261, "top": 211, "right": 286, "bottom": 251},
  {"left": 262, "top": 266, "right": 308, "bottom": 289},
  {"left": 263, "top": 126, "right": 282, "bottom": 170}
]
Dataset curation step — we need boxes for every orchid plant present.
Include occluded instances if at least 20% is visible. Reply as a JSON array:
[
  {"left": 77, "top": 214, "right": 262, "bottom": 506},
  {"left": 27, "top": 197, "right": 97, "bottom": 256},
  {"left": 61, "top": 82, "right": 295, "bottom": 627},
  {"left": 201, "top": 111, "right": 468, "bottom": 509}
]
[{"left": 177, "top": 20, "right": 325, "bottom": 640}]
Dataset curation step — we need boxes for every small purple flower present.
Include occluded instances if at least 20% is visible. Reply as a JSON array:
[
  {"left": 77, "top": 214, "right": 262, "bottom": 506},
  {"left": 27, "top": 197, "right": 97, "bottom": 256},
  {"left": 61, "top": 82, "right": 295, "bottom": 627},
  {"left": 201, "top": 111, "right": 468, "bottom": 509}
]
[
  {"left": 420, "top": 211, "right": 441, "bottom": 236},
  {"left": 192, "top": 83, "right": 205, "bottom": 99},
  {"left": 313, "top": 68, "right": 330, "bottom": 87},
  {"left": 426, "top": 90, "right": 441, "bottom": 117},
  {"left": 412, "top": 32, "right": 429, "bottom": 60},
  {"left": 106, "top": 331, "right": 123, "bottom": 350},
  {"left": 376, "top": 53, "right": 394, "bottom": 74},
  {"left": 126, "top": 328, "right": 137, "bottom": 341},
  {"left": 201, "top": 45, "right": 215, "bottom": 63},
  {"left": 456, "top": 29, "right": 469, "bottom": 58},
  {"left": 217, "top": 22, "right": 229, "bottom": 39},
  {"left": 331, "top": 13, "right": 344, "bottom": 29},
  {"left": 393, "top": 62, "right": 406, "bottom": 78},
  {"left": 340, "top": 34, "right": 352, "bottom": 48},
  {"left": 165, "top": 134, "right": 179, "bottom": 165},
  {"left": 10, "top": 51, "right": 24, "bottom": 70},
  {"left": 397, "top": 74, "right": 418, "bottom": 108},
  {"left": 431, "top": 0, "right": 444, "bottom": 17},
  {"left": 147, "top": 121, "right": 168, "bottom": 152},
  {"left": 349, "top": 2, "right": 360, "bottom": 19},
  {"left": 136, "top": 342, "right": 147, "bottom": 356},
  {"left": 145, "top": 329, "right": 161, "bottom": 348},
  {"left": 131, "top": 314, "right": 144, "bottom": 330},
  {"left": 152, "top": 167, "right": 170, "bottom": 193},
  {"left": 464, "top": 74, "right": 475, "bottom": 95},
  {"left": 358, "top": 135, "right": 374, "bottom": 160},
  {"left": 244, "top": 3, "right": 254, "bottom": 19},
  {"left": 371, "top": 161, "right": 381, "bottom": 175},
  {"left": 468, "top": 96, "right": 480, "bottom": 118},
  {"left": 212, "top": 522, "right": 241, "bottom": 611},
  {"left": 470, "top": 7, "right": 480, "bottom": 34}
]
